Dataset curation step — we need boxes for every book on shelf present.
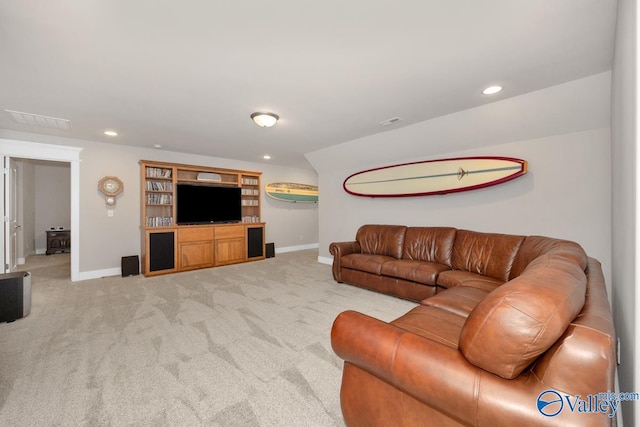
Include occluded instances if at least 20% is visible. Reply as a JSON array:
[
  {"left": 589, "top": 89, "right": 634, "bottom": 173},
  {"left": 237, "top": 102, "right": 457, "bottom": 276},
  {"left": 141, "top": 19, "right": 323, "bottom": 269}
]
[
  {"left": 242, "top": 177, "right": 259, "bottom": 185},
  {"left": 146, "top": 194, "right": 173, "bottom": 204},
  {"left": 146, "top": 167, "right": 172, "bottom": 179},
  {"left": 145, "top": 216, "right": 174, "bottom": 227},
  {"left": 146, "top": 181, "right": 173, "bottom": 191}
]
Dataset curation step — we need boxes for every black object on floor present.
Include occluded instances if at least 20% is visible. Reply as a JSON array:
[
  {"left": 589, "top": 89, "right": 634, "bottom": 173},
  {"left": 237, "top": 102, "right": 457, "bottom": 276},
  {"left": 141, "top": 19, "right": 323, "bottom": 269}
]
[
  {"left": 0, "top": 271, "right": 31, "bottom": 323},
  {"left": 266, "top": 242, "right": 275, "bottom": 258},
  {"left": 121, "top": 255, "right": 140, "bottom": 277}
]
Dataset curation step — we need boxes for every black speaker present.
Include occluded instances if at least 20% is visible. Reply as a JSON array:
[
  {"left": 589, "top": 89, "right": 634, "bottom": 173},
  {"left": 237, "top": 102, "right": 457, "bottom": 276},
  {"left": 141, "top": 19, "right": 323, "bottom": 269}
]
[
  {"left": 266, "top": 242, "right": 275, "bottom": 258},
  {"left": 247, "top": 227, "right": 264, "bottom": 258},
  {"left": 121, "top": 255, "right": 140, "bottom": 277},
  {"left": 0, "top": 272, "right": 31, "bottom": 323},
  {"left": 149, "top": 232, "right": 175, "bottom": 272}
]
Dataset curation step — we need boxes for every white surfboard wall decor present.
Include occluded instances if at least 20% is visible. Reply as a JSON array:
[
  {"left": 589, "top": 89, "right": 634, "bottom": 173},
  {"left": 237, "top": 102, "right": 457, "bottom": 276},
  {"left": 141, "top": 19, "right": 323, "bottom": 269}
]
[{"left": 343, "top": 156, "right": 527, "bottom": 197}]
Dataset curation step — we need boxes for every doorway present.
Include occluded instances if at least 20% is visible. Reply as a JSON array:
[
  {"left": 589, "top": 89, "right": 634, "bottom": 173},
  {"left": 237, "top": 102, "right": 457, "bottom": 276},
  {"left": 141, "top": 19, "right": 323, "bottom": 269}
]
[
  {"left": 0, "top": 138, "right": 81, "bottom": 280},
  {"left": 9, "top": 159, "right": 72, "bottom": 278}
]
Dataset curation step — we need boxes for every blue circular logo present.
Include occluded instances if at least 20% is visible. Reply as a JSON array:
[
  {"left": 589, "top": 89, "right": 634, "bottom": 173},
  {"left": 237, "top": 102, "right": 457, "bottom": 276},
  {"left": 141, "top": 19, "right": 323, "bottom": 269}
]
[{"left": 537, "top": 390, "right": 564, "bottom": 417}]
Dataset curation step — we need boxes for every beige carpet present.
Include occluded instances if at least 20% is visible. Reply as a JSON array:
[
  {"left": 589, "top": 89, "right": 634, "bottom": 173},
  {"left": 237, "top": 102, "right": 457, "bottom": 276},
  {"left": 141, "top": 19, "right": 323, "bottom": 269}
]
[{"left": 0, "top": 250, "right": 415, "bottom": 426}]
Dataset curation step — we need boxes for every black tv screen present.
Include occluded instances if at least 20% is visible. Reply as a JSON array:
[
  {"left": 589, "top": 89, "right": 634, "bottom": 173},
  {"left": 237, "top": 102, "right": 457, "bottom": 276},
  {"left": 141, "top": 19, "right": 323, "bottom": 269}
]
[{"left": 177, "top": 184, "right": 242, "bottom": 224}]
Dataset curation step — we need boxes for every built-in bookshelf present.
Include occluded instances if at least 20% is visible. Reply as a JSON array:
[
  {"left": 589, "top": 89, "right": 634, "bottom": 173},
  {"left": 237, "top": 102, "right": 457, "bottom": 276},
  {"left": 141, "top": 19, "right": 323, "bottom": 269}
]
[
  {"left": 143, "top": 166, "right": 174, "bottom": 228},
  {"left": 241, "top": 174, "right": 261, "bottom": 223},
  {"left": 139, "top": 160, "right": 265, "bottom": 276}
]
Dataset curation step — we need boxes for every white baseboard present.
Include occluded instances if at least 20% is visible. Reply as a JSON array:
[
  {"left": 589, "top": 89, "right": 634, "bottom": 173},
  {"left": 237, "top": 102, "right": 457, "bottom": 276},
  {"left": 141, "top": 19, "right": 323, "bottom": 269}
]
[
  {"left": 17, "top": 257, "right": 26, "bottom": 265},
  {"left": 35, "top": 248, "right": 46, "bottom": 255},
  {"left": 275, "top": 243, "right": 319, "bottom": 254},
  {"left": 72, "top": 245, "right": 319, "bottom": 281},
  {"left": 317, "top": 256, "right": 333, "bottom": 265},
  {"left": 74, "top": 268, "right": 121, "bottom": 282}
]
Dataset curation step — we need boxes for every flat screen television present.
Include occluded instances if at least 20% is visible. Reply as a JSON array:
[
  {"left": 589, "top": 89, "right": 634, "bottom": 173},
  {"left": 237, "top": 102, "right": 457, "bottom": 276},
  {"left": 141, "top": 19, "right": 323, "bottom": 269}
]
[{"left": 176, "top": 184, "right": 242, "bottom": 224}]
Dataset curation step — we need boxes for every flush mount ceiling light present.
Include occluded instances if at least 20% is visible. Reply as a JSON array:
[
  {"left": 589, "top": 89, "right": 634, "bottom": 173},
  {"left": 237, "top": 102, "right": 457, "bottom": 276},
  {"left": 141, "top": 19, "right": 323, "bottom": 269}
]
[
  {"left": 251, "top": 112, "right": 279, "bottom": 128},
  {"left": 104, "top": 130, "right": 118, "bottom": 136},
  {"left": 482, "top": 85, "right": 503, "bottom": 95}
]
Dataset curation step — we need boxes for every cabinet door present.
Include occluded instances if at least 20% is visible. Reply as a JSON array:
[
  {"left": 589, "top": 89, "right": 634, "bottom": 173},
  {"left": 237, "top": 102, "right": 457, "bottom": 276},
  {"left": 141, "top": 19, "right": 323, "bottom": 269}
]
[
  {"left": 215, "top": 238, "right": 245, "bottom": 265},
  {"left": 215, "top": 225, "right": 245, "bottom": 266},
  {"left": 179, "top": 241, "right": 214, "bottom": 270}
]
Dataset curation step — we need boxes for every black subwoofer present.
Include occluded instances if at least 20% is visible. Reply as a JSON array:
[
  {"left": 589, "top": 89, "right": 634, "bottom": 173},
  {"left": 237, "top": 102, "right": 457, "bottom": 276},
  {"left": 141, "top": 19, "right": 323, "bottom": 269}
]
[
  {"left": 266, "top": 242, "right": 275, "bottom": 258},
  {"left": 0, "top": 271, "right": 31, "bottom": 323},
  {"left": 121, "top": 255, "right": 140, "bottom": 277}
]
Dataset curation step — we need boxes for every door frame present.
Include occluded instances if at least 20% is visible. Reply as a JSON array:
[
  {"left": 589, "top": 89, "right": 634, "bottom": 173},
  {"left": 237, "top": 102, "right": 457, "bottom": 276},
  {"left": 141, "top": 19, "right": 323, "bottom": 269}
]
[
  {"left": 0, "top": 138, "right": 82, "bottom": 281},
  {"left": 4, "top": 157, "right": 18, "bottom": 271}
]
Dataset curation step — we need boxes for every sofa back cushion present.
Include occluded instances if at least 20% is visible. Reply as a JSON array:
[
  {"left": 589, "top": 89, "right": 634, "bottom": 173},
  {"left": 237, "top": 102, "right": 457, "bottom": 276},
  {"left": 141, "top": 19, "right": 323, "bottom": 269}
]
[
  {"left": 509, "top": 235, "right": 588, "bottom": 280},
  {"left": 531, "top": 258, "right": 615, "bottom": 396},
  {"left": 402, "top": 227, "right": 457, "bottom": 265},
  {"left": 451, "top": 230, "right": 525, "bottom": 282},
  {"left": 459, "top": 254, "right": 587, "bottom": 379},
  {"left": 356, "top": 225, "right": 407, "bottom": 259}
]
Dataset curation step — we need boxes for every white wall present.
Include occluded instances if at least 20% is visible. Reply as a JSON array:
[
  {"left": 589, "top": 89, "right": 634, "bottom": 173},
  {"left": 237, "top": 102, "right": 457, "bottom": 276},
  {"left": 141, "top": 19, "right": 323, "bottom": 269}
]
[
  {"left": 34, "top": 162, "right": 70, "bottom": 253},
  {"left": 0, "top": 129, "right": 318, "bottom": 274},
  {"left": 75, "top": 142, "right": 318, "bottom": 272},
  {"left": 307, "top": 73, "right": 612, "bottom": 290},
  {"left": 611, "top": 0, "right": 637, "bottom": 424}
]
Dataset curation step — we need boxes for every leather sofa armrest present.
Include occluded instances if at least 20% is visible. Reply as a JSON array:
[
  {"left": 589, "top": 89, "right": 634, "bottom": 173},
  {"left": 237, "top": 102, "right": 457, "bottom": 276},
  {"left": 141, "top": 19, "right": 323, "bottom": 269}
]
[
  {"left": 329, "top": 241, "right": 360, "bottom": 282},
  {"left": 331, "top": 310, "right": 611, "bottom": 426},
  {"left": 331, "top": 310, "right": 480, "bottom": 425}
]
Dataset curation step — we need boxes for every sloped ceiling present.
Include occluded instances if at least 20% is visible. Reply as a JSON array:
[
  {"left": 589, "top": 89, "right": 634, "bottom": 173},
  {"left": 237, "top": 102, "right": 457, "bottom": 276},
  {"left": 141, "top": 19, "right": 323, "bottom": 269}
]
[{"left": 0, "top": 0, "right": 617, "bottom": 168}]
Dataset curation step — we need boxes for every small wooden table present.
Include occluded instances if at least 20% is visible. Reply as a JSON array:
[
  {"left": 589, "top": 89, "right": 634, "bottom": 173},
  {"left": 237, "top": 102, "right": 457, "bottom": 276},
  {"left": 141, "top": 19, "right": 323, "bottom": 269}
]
[{"left": 46, "top": 230, "right": 71, "bottom": 255}]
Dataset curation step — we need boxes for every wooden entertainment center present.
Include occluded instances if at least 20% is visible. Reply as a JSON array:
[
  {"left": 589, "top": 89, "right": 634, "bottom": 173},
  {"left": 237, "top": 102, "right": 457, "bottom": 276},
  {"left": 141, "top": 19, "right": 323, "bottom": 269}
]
[{"left": 140, "top": 160, "right": 265, "bottom": 277}]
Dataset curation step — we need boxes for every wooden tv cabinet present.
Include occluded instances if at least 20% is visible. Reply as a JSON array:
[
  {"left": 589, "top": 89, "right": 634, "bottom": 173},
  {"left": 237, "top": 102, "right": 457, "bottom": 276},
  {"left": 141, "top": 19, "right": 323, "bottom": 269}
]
[{"left": 140, "top": 160, "right": 265, "bottom": 277}]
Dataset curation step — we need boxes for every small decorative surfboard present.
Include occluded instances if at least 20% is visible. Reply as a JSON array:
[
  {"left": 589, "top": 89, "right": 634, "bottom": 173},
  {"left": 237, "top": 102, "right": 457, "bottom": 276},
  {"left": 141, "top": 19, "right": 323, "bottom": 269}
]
[
  {"left": 343, "top": 156, "right": 527, "bottom": 197},
  {"left": 266, "top": 182, "right": 319, "bottom": 203}
]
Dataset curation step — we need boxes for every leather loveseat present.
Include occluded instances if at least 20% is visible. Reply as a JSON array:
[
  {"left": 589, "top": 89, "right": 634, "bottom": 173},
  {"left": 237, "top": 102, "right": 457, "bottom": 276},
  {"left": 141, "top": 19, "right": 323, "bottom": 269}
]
[{"left": 329, "top": 225, "right": 616, "bottom": 426}]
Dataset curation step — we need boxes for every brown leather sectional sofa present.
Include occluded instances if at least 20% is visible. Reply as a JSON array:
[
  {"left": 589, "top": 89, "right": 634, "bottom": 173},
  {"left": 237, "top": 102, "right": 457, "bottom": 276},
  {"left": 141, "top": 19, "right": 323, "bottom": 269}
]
[{"left": 329, "top": 225, "right": 616, "bottom": 426}]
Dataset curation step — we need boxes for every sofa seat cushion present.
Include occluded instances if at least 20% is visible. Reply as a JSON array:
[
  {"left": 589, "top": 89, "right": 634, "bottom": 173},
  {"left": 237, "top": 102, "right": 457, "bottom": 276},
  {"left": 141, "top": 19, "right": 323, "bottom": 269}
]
[
  {"left": 421, "top": 286, "right": 490, "bottom": 317},
  {"left": 342, "top": 253, "right": 396, "bottom": 275},
  {"left": 436, "top": 270, "right": 503, "bottom": 291},
  {"left": 380, "top": 260, "right": 450, "bottom": 285},
  {"left": 391, "top": 305, "right": 465, "bottom": 349}
]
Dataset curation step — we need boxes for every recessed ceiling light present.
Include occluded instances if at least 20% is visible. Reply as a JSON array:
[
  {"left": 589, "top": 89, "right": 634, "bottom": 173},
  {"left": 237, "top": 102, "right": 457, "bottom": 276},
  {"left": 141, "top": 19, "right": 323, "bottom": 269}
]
[
  {"left": 263, "top": 155, "right": 271, "bottom": 160},
  {"left": 482, "top": 85, "right": 503, "bottom": 95},
  {"left": 104, "top": 130, "right": 118, "bottom": 136},
  {"left": 153, "top": 144, "right": 162, "bottom": 149}
]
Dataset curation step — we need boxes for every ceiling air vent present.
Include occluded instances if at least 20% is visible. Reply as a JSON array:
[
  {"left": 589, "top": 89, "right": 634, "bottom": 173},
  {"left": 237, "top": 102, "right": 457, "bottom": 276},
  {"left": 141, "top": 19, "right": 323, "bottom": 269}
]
[
  {"left": 378, "top": 117, "right": 402, "bottom": 127},
  {"left": 5, "top": 109, "right": 71, "bottom": 131}
]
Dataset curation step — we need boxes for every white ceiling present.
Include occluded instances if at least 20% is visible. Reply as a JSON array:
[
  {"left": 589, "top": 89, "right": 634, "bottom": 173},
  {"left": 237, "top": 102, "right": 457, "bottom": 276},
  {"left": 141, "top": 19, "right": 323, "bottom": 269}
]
[{"left": 0, "top": 1, "right": 617, "bottom": 169}]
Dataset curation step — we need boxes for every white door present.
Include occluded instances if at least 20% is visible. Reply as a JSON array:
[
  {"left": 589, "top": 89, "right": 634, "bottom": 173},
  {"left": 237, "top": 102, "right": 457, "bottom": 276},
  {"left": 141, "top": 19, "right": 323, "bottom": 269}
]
[
  {"left": 0, "top": 156, "right": 4, "bottom": 273},
  {"left": 4, "top": 157, "right": 18, "bottom": 272}
]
